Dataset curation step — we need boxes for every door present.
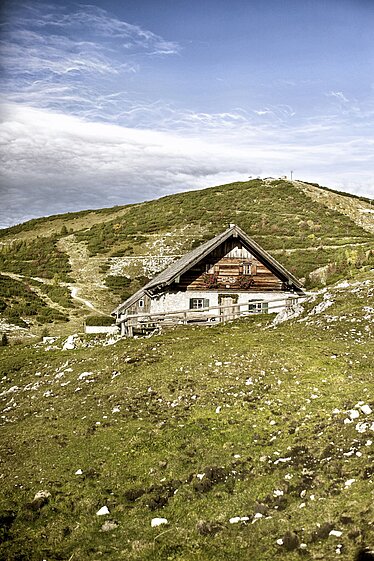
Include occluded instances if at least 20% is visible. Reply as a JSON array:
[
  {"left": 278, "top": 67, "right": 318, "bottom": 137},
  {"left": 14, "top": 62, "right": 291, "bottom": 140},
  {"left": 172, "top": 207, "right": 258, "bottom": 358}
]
[{"left": 220, "top": 296, "right": 239, "bottom": 322}]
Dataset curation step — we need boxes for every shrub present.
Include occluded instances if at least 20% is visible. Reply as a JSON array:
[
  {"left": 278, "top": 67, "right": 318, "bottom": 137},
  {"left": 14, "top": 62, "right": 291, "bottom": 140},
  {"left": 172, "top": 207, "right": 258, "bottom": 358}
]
[{"left": 85, "top": 315, "right": 114, "bottom": 326}]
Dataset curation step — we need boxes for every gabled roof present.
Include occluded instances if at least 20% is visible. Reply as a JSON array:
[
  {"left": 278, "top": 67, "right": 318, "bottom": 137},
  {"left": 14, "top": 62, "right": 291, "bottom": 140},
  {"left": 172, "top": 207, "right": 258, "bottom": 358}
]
[{"left": 112, "top": 224, "right": 304, "bottom": 315}]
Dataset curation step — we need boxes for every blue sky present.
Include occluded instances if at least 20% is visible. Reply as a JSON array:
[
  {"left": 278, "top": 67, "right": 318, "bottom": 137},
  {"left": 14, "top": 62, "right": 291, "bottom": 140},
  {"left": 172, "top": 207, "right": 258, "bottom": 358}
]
[{"left": 1, "top": 0, "right": 373, "bottom": 227}]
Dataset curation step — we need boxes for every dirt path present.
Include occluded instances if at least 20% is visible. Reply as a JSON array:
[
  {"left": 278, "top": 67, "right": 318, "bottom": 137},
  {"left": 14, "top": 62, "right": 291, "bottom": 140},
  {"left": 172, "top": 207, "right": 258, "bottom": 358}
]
[
  {"left": 68, "top": 285, "right": 106, "bottom": 315},
  {"left": 57, "top": 235, "right": 113, "bottom": 313}
]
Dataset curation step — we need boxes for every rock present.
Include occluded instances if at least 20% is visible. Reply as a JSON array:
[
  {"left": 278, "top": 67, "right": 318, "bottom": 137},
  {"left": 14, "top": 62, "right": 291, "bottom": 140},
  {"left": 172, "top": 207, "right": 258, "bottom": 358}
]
[
  {"left": 361, "top": 405, "right": 372, "bottom": 415},
  {"left": 33, "top": 490, "right": 51, "bottom": 501},
  {"left": 151, "top": 517, "right": 168, "bottom": 527},
  {"left": 329, "top": 530, "right": 343, "bottom": 537},
  {"left": 229, "top": 516, "right": 249, "bottom": 524},
  {"left": 96, "top": 506, "right": 110, "bottom": 516},
  {"left": 283, "top": 531, "right": 300, "bottom": 551},
  {"left": 62, "top": 335, "right": 76, "bottom": 350},
  {"left": 100, "top": 520, "right": 118, "bottom": 532},
  {"left": 75, "top": 469, "right": 83, "bottom": 475},
  {"left": 25, "top": 490, "right": 51, "bottom": 512}
]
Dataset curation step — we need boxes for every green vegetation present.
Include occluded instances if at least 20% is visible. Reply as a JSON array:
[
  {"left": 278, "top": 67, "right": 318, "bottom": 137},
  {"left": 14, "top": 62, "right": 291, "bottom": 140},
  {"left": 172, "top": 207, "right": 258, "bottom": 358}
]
[
  {"left": 277, "top": 245, "right": 374, "bottom": 288},
  {"left": 0, "top": 274, "right": 372, "bottom": 560},
  {"left": 0, "top": 274, "right": 69, "bottom": 326},
  {"left": 74, "top": 181, "right": 370, "bottom": 257},
  {"left": 105, "top": 275, "right": 149, "bottom": 301},
  {"left": 28, "top": 278, "right": 74, "bottom": 309},
  {"left": 85, "top": 315, "right": 115, "bottom": 326},
  {"left": 0, "top": 235, "right": 72, "bottom": 281}
]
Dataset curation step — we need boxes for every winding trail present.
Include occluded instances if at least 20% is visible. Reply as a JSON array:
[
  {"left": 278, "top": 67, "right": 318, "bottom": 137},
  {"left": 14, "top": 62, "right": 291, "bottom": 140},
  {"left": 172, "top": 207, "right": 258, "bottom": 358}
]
[
  {"left": 57, "top": 234, "right": 113, "bottom": 313},
  {"left": 68, "top": 286, "right": 107, "bottom": 315}
]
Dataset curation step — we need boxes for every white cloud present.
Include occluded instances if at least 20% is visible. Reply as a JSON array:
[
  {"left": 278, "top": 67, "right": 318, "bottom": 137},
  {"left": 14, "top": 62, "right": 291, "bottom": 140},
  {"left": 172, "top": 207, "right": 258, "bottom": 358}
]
[
  {"left": 0, "top": 102, "right": 373, "bottom": 228},
  {"left": 327, "top": 91, "right": 349, "bottom": 103}
]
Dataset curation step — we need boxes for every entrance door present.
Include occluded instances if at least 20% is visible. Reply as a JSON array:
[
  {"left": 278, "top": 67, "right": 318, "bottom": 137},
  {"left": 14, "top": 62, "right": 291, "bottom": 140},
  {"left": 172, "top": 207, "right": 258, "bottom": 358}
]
[{"left": 220, "top": 296, "right": 239, "bottom": 322}]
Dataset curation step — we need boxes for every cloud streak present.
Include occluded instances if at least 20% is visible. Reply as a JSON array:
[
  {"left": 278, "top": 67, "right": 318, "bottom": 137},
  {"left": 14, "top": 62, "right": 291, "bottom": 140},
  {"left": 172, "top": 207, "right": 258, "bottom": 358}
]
[
  {"left": 1, "top": 103, "right": 373, "bottom": 228},
  {"left": 0, "top": 2, "right": 179, "bottom": 117}
]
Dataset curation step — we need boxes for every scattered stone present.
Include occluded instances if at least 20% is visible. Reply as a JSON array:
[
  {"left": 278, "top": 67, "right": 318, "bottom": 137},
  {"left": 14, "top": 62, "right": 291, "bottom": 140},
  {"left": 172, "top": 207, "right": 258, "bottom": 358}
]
[
  {"left": 229, "top": 516, "right": 249, "bottom": 524},
  {"left": 329, "top": 530, "right": 343, "bottom": 537},
  {"left": 151, "top": 517, "right": 168, "bottom": 527},
  {"left": 96, "top": 506, "right": 110, "bottom": 516},
  {"left": 33, "top": 490, "right": 51, "bottom": 501},
  {"left": 344, "top": 479, "right": 356, "bottom": 488},
  {"left": 100, "top": 520, "right": 118, "bottom": 532},
  {"left": 75, "top": 469, "right": 83, "bottom": 475},
  {"left": 361, "top": 405, "right": 372, "bottom": 415}
]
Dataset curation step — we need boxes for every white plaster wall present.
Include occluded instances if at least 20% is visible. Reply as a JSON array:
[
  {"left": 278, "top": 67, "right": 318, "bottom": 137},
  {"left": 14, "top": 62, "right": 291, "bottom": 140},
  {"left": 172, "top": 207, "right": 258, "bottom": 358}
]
[
  {"left": 85, "top": 325, "right": 120, "bottom": 334},
  {"left": 149, "top": 291, "right": 304, "bottom": 315},
  {"left": 149, "top": 291, "right": 219, "bottom": 314}
]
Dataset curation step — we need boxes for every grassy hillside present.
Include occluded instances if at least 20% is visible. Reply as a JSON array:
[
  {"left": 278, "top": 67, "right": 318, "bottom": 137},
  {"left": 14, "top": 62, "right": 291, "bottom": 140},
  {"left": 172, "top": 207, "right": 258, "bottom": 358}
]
[
  {"left": 0, "top": 179, "right": 373, "bottom": 336},
  {"left": 0, "top": 272, "right": 373, "bottom": 560}
]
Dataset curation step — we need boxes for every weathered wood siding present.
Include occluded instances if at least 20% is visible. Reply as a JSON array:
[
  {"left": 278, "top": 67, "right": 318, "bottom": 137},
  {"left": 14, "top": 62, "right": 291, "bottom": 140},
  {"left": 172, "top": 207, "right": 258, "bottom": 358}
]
[
  {"left": 127, "top": 294, "right": 151, "bottom": 315},
  {"left": 176, "top": 239, "right": 282, "bottom": 291}
]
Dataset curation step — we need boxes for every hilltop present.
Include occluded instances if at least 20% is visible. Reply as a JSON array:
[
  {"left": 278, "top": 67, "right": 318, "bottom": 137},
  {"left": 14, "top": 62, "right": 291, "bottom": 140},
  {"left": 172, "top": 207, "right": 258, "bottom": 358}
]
[
  {"left": 0, "top": 271, "right": 373, "bottom": 560},
  {"left": 0, "top": 178, "right": 373, "bottom": 338}
]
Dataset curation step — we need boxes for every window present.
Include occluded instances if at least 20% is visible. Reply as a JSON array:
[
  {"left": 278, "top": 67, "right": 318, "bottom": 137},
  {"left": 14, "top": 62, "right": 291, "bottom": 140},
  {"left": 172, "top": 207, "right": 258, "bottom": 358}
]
[
  {"left": 190, "top": 298, "right": 209, "bottom": 310},
  {"left": 248, "top": 300, "right": 268, "bottom": 313},
  {"left": 243, "top": 262, "right": 257, "bottom": 275},
  {"left": 138, "top": 299, "right": 144, "bottom": 308}
]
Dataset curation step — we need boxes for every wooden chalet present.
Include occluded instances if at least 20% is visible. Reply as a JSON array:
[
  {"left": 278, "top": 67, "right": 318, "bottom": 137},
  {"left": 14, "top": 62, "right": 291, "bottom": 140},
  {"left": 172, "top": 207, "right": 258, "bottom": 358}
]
[{"left": 113, "top": 224, "right": 306, "bottom": 336}]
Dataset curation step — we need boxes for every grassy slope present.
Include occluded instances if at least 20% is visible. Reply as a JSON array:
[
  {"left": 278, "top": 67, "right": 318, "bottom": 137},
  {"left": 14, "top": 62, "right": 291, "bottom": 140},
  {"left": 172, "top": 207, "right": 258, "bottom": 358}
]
[{"left": 1, "top": 273, "right": 373, "bottom": 561}]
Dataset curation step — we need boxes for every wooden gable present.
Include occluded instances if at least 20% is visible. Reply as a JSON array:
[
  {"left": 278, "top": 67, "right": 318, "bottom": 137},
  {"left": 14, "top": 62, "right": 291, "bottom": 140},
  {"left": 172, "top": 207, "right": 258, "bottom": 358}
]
[{"left": 176, "top": 238, "right": 283, "bottom": 291}]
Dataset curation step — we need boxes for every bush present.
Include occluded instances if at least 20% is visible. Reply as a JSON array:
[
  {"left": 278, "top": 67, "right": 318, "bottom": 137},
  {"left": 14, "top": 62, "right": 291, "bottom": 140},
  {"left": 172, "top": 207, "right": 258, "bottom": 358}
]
[
  {"left": 0, "top": 333, "right": 9, "bottom": 346},
  {"left": 85, "top": 315, "right": 114, "bottom": 326}
]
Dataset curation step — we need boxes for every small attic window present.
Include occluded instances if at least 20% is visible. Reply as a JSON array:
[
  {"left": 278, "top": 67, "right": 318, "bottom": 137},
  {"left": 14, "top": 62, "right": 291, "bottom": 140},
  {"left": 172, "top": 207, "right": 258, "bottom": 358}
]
[{"left": 138, "top": 299, "right": 144, "bottom": 308}]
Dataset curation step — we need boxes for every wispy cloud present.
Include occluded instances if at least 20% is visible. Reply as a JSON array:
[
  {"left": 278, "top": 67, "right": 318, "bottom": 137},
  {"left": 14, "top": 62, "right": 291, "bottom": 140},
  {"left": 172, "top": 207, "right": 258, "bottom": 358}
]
[
  {"left": 0, "top": 3, "right": 179, "bottom": 116},
  {"left": 1, "top": 103, "right": 373, "bottom": 228},
  {"left": 327, "top": 91, "right": 349, "bottom": 103}
]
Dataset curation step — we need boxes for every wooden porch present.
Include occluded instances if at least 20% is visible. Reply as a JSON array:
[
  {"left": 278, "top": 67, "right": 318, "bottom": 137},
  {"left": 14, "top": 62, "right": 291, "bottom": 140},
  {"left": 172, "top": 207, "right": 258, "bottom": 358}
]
[{"left": 117, "top": 295, "right": 306, "bottom": 337}]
